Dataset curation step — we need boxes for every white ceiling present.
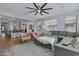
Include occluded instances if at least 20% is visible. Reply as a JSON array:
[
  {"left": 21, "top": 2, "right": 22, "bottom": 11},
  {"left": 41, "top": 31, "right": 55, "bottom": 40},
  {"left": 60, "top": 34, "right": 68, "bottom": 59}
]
[{"left": 0, "top": 3, "right": 79, "bottom": 21}]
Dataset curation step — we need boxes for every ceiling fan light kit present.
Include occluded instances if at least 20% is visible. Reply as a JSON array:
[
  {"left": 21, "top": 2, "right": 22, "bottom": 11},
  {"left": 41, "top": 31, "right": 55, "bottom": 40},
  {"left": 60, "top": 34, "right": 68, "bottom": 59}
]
[{"left": 25, "top": 3, "right": 52, "bottom": 16}]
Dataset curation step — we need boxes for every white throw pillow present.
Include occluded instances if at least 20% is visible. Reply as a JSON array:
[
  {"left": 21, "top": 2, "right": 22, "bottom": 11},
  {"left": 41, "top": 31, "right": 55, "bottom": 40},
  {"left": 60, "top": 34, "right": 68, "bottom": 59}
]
[
  {"left": 74, "top": 37, "right": 79, "bottom": 48},
  {"left": 59, "top": 37, "right": 74, "bottom": 44}
]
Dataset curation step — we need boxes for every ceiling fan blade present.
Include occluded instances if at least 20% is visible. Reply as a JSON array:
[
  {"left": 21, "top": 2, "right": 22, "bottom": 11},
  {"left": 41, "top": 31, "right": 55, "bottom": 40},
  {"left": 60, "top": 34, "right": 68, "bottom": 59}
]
[
  {"left": 41, "top": 3, "right": 47, "bottom": 9},
  {"left": 40, "top": 12, "right": 43, "bottom": 15},
  {"left": 42, "top": 11, "right": 49, "bottom": 14},
  {"left": 29, "top": 11, "right": 36, "bottom": 13},
  {"left": 25, "top": 7, "right": 36, "bottom": 10},
  {"left": 35, "top": 11, "right": 38, "bottom": 15},
  {"left": 33, "top": 3, "right": 39, "bottom": 9},
  {"left": 42, "top": 8, "right": 52, "bottom": 10}
]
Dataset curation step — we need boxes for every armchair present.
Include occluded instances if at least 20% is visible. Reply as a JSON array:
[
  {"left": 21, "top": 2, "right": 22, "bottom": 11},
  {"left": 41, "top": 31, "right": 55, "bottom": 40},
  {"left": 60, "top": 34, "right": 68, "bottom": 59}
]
[{"left": 20, "top": 33, "right": 31, "bottom": 42}]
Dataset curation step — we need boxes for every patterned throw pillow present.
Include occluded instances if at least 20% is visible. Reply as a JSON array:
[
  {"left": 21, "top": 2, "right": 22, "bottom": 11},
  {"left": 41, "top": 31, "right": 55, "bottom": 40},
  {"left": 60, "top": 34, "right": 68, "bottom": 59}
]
[{"left": 57, "top": 37, "right": 63, "bottom": 43}]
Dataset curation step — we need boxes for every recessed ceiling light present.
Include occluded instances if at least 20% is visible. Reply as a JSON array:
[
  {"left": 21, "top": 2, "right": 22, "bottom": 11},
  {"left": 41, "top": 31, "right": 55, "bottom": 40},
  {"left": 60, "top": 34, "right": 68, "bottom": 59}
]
[{"left": 0, "top": 16, "right": 2, "bottom": 17}]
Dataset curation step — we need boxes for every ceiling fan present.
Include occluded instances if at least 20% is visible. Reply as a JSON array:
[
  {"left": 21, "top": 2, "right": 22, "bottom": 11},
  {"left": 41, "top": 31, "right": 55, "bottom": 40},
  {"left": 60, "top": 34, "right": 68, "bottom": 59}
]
[{"left": 25, "top": 3, "right": 52, "bottom": 16}]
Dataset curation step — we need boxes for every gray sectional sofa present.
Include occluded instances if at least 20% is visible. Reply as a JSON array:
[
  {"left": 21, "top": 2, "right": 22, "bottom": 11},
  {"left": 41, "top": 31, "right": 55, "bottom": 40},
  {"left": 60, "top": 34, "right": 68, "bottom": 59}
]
[{"left": 54, "top": 44, "right": 79, "bottom": 56}]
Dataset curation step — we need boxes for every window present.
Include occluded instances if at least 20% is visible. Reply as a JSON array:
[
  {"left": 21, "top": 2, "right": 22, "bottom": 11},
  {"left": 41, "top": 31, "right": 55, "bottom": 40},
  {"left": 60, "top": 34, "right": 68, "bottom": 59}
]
[
  {"left": 44, "top": 19, "right": 58, "bottom": 31},
  {"left": 37, "top": 21, "right": 42, "bottom": 30},
  {"left": 65, "top": 16, "right": 76, "bottom": 32},
  {"left": 29, "top": 24, "right": 33, "bottom": 30}
]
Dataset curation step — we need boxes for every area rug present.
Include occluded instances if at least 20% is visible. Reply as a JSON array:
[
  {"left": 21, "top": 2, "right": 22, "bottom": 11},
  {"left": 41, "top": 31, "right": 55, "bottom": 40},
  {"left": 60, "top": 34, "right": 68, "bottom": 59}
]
[{"left": 2, "top": 41, "right": 54, "bottom": 56}]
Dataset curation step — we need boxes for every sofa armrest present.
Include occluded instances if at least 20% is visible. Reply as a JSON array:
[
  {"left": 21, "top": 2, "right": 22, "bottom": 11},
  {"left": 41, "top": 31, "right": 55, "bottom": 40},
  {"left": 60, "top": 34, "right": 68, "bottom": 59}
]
[{"left": 54, "top": 44, "right": 79, "bottom": 56}]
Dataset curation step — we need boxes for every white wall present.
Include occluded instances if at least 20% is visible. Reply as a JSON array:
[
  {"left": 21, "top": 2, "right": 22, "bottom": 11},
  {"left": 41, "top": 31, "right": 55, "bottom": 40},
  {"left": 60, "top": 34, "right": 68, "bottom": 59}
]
[
  {"left": 0, "top": 21, "right": 1, "bottom": 35},
  {"left": 37, "top": 10, "right": 79, "bottom": 32}
]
